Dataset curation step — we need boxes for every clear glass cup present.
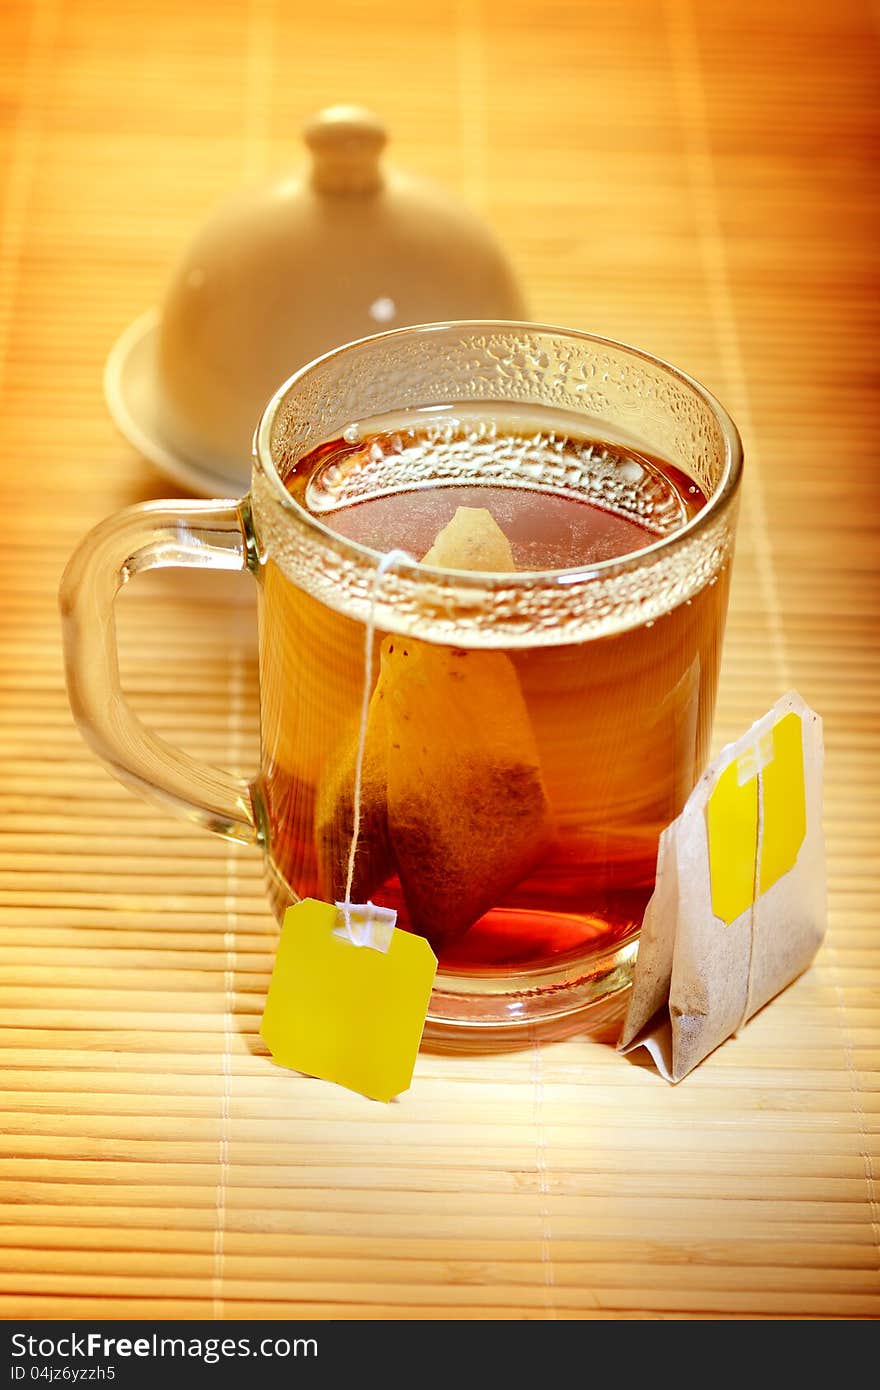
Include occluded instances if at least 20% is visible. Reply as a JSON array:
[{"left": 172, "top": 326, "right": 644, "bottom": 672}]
[{"left": 61, "top": 322, "right": 742, "bottom": 1036}]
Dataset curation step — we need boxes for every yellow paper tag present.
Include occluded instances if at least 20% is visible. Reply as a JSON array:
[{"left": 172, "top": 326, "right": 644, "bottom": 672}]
[
  {"left": 705, "top": 758, "right": 759, "bottom": 925},
  {"left": 260, "top": 899, "right": 437, "bottom": 1102},
  {"left": 706, "top": 712, "right": 807, "bottom": 925},
  {"left": 758, "top": 712, "right": 806, "bottom": 893}
]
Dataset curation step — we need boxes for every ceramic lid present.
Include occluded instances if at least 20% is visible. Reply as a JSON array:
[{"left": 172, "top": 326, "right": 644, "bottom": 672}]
[{"left": 141, "top": 105, "right": 526, "bottom": 482}]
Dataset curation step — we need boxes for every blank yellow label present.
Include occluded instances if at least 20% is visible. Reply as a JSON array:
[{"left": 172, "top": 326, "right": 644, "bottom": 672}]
[
  {"left": 706, "top": 712, "right": 807, "bottom": 926},
  {"left": 706, "top": 758, "right": 759, "bottom": 925},
  {"left": 260, "top": 899, "right": 437, "bottom": 1103}
]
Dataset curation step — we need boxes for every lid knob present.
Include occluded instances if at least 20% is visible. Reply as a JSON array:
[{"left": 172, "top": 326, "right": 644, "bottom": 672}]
[{"left": 304, "top": 105, "right": 388, "bottom": 195}]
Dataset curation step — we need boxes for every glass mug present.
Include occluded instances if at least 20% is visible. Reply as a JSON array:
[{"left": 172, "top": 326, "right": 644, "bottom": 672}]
[{"left": 61, "top": 323, "right": 741, "bottom": 1032}]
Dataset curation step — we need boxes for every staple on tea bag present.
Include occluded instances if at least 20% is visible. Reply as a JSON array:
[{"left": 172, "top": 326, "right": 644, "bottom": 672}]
[
  {"left": 315, "top": 506, "right": 554, "bottom": 950},
  {"left": 618, "top": 692, "right": 825, "bottom": 1082}
]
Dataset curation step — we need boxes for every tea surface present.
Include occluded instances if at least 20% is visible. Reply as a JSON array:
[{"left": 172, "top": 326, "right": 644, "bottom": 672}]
[{"left": 286, "top": 409, "right": 707, "bottom": 568}]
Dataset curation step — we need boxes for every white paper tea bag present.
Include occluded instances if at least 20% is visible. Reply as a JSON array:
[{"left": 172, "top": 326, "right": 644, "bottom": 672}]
[{"left": 619, "top": 691, "right": 825, "bottom": 1082}]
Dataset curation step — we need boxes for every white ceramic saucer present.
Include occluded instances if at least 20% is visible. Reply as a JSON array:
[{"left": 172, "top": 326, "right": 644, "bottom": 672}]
[{"left": 104, "top": 308, "right": 250, "bottom": 498}]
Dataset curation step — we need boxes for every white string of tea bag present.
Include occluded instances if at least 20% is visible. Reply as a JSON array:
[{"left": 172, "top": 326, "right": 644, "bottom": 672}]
[
  {"left": 337, "top": 548, "right": 412, "bottom": 950},
  {"left": 735, "top": 764, "right": 764, "bottom": 1033}
]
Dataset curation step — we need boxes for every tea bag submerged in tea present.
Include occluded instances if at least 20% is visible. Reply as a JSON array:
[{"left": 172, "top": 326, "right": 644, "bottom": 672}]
[
  {"left": 418, "top": 503, "right": 517, "bottom": 571},
  {"left": 619, "top": 692, "right": 825, "bottom": 1081},
  {"left": 315, "top": 506, "right": 554, "bottom": 950},
  {"left": 383, "top": 631, "right": 554, "bottom": 948}
]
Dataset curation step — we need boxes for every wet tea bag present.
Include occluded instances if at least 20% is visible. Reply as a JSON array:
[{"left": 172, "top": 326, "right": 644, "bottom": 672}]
[
  {"left": 313, "top": 505, "right": 520, "bottom": 903},
  {"left": 383, "top": 627, "right": 554, "bottom": 948},
  {"left": 418, "top": 503, "right": 517, "bottom": 570},
  {"left": 315, "top": 506, "right": 554, "bottom": 950},
  {"left": 619, "top": 691, "right": 825, "bottom": 1081}
]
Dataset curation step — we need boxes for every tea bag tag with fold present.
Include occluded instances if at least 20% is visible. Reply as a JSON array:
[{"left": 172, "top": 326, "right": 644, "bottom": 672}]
[
  {"left": 260, "top": 898, "right": 436, "bottom": 1102},
  {"left": 261, "top": 548, "right": 437, "bottom": 1103},
  {"left": 618, "top": 691, "right": 825, "bottom": 1082}
]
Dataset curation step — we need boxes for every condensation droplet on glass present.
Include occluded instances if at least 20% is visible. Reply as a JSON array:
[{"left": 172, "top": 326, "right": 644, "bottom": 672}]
[
  {"left": 369, "top": 296, "right": 397, "bottom": 324},
  {"left": 618, "top": 458, "right": 643, "bottom": 483}
]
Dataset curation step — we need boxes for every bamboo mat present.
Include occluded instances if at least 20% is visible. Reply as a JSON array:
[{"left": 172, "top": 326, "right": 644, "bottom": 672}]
[{"left": 0, "top": 0, "right": 878, "bottom": 1321}]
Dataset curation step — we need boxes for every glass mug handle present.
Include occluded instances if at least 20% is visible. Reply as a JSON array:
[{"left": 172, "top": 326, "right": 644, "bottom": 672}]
[{"left": 59, "top": 500, "right": 258, "bottom": 845}]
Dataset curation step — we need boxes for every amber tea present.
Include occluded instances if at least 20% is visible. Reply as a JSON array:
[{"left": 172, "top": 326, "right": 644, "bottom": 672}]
[{"left": 257, "top": 406, "right": 729, "bottom": 974}]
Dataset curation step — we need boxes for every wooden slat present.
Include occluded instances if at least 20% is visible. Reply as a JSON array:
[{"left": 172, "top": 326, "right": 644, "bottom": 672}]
[{"left": 0, "top": 0, "right": 878, "bottom": 1321}]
